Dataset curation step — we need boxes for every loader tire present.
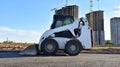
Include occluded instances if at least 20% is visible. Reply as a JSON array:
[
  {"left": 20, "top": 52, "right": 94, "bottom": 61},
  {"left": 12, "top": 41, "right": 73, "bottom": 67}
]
[
  {"left": 65, "top": 39, "right": 82, "bottom": 56},
  {"left": 41, "top": 39, "right": 58, "bottom": 56}
]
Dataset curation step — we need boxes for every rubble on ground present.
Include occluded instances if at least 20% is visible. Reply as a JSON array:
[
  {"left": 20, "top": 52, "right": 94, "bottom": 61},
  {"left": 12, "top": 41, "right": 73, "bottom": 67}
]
[{"left": 0, "top": 42, "right": 32, "bottom": 51}]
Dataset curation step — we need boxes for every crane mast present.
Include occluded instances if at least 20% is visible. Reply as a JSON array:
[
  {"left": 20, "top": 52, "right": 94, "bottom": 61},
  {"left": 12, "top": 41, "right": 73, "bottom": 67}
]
[{"left": 90, "top": 0, "right": 93, "bottom": 12}]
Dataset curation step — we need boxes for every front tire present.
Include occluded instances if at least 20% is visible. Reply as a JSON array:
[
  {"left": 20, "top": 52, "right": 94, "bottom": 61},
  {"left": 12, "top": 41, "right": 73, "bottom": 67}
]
[
  {"left": 65, "top": 39, "right": 82, "bottom": 56},
  {"left": 41, "top": 39, "right": 58, "bottom": 56}
]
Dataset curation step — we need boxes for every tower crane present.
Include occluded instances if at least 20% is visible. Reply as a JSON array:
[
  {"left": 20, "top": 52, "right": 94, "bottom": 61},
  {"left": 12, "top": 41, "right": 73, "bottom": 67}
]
[
  {"left": 89, "top": 0, "right": 94, "bottom": 47},
  {"left": 90, "top": 0, "right": 93, "bottom": 12}
]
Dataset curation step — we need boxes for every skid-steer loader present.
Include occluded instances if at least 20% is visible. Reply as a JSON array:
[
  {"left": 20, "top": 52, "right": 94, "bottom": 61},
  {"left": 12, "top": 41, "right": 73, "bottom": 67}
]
[{"left": 20, "top": 15, "right": 92, "bottom": 56}]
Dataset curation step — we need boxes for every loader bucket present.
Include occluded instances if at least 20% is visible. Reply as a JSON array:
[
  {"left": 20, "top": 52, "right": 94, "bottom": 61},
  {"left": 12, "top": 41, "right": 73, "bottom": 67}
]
[{"left": 19, "top": 44, "right": 38, "bottom": 55}]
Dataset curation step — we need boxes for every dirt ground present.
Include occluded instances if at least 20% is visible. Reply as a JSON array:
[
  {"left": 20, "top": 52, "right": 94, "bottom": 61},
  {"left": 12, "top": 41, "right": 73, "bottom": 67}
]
[
  {"left": 0, "top": 42, "right": 120, "bottom": 53},
  {"left": 0, "top": 42, "right": 30, "bottom": 51}
]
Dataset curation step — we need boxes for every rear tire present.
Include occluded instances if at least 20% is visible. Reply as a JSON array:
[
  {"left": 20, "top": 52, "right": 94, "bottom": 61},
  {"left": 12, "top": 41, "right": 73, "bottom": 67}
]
[
  {"left": 41, "top": 39, "right": 58, "bottom": 56},
  {"left": 65, "top": 39, "right": 82, "bottom": 56}
]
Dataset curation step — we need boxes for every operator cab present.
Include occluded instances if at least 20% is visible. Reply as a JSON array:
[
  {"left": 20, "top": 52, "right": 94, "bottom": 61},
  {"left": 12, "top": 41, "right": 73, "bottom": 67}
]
[
  {"left": 50, "top": 15, "right": 75, "bottom": 38},
  {"left": 51, "top": 15, "right": 74, "bottom": 29}
]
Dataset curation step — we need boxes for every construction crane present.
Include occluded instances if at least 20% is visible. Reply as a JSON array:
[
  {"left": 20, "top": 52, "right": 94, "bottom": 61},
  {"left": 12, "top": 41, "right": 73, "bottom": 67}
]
[
  {"left": 90, "top": 0, "right": 93, "bottom": 12},
  {"left": 61, "top": 0, "right": 69, "bottom": 6},
  {"left": 51, "top": 8, "right": 57, "bottom": 11},
  {"left": 90, "top": 0, "right": 100, "bottom": 11},
  {"left": 89, "top": 0, "right": 93, "bottom": 29},
  {"left": 51, "top": 0, "right": 69, "bottom": 12},
  {"left": 97, "top": 0, "right": 100, "bottom": 10},
  {"left": 65, "top": 0, "right": 68, "bottom": 6},
  {"left": 89, "top": 0, "right": 94, "bottom": 47}
]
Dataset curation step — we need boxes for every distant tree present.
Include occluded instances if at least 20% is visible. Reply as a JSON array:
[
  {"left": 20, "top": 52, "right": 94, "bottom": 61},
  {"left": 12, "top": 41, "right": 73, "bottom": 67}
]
[{"left": 105, "top": 40, "right": 112, "bottom": 44}]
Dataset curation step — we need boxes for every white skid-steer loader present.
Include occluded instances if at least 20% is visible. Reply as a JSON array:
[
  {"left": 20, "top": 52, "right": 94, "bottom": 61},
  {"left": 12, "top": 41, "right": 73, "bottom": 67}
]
[{"left": 20, "top": 15, "right": 92, "bottom": 56}]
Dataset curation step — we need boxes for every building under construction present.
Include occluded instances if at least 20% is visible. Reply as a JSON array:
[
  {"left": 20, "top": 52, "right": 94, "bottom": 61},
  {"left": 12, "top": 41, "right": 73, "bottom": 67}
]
[
  {"left": 55, "top": 5, "right": 79, "bottom": 19},
  {"left": 111, "top": 17, "right": 120, "bottom": 45},
  {"left": 86, "top": 10, "right": 105, "bottom": 45}
]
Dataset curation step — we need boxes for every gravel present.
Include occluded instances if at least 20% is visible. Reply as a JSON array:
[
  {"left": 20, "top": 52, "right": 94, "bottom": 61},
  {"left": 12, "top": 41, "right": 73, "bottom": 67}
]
[{"left": 0, "top": 51, "right": 120, "bottom": 67}]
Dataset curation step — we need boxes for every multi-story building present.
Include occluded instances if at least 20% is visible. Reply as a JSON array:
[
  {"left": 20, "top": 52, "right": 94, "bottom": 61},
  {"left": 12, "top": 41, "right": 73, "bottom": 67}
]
[
  {"left": 110, "top": 17, "right": 120, "bottom": 45},
  {"left": 86, "top": 10, "right": 105, "bottom": 45},
  {"left": 55, "top": 5, "right": 78, "bottom": 19}
]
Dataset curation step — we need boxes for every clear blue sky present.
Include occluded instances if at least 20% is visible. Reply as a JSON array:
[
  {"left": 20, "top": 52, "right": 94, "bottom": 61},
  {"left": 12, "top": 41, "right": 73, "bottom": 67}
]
[{"left": 0, "top": 0, "right": 120, "bottom": 43}]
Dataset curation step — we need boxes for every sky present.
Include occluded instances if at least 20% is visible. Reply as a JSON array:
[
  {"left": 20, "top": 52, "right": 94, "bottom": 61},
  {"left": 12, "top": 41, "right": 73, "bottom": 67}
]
[{"left": 0, "top": 0, "right": 120, "bottom": 43}]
